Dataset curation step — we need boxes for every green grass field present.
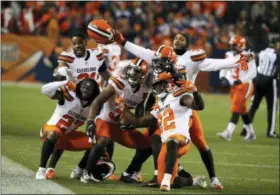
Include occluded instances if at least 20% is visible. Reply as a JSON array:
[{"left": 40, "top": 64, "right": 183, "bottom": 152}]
[{"left": 2, "top": 84, "right": 279, "bottom": 194}]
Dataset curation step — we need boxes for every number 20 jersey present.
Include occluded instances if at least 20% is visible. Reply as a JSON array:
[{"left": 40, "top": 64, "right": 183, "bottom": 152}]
[{"left": 150, "top": 89, "right": 193, "bottom": 143}]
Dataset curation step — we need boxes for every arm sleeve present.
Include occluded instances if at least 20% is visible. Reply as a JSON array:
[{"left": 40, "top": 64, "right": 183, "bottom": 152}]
[
  {"left": 41, "top": 80, "right": 68, "bottom": 98},
  {"left": 240, "top": 59, "right": 257, "bottom": 83},
  {"left": 198, "top": 56, "right": 241, "bottom": 71},
  {"left": 124, "top": 41, "right": 155, "bottom": 65}
]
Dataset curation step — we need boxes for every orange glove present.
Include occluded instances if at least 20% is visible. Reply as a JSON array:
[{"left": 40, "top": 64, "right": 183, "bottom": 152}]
[
  {"left": 111, "top": 29, "right": 126, "bottom": 46},
  {"left": 176, "top": 79, "right": 197, "bottom": 93}
]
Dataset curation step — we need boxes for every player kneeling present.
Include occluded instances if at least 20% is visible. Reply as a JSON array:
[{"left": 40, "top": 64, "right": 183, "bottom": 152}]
[
  {"left": 119, "top": 73, "right": 207, "bottom": 191},
  {"left": 35, "top": 78, "right": 115, "bottom": 180}
]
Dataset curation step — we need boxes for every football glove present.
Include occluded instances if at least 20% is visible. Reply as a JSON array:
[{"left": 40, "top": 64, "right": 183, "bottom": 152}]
[
  {"left": 176, "top": 79, "right": 197, "bottom": 92},
  {"left": 111, "top": 29, "right": 126, "bottom": 46},
  {"left": 86, "top": 120, "right": 96, "bottom": 143}
]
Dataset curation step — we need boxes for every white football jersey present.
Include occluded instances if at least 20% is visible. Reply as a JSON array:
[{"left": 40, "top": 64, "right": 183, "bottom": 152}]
[
  {"left": 96, "top": 76, "right": 149, "bottom": 124},
  {"left": 124, "top": 41, "right": 243, "bottom": 84},
  {"left": 57, "top": 48, "right": 105, "bottom": 82},
  {"left": 150, "top": 89, "right": 193, "bottom": 143},
  {"left": 45, "top": 84, "right": 90, "bottom": 134},
  {"left": 98, "top": 43, "right": 121, "bottom": 72},
  {"left": 220, "top": 50, "right": 257, "bottom": 85}
]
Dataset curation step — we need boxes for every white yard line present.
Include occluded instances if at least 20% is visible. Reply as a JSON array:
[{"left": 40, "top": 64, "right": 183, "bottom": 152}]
[
  {"left": 214, "top": 151, "right": 279, "bottom": 158},
  {"left": 114, "top": 157, "right": 279, "bottom": 169},
  {"left": 1, "top": 156, "right": 75, "bottom": 194}
]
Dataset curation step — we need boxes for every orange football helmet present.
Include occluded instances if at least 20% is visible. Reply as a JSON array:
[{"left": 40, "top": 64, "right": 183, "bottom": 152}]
[
  {"left": 229, "top": 35, "right": 246, "bottom": 52},
  {"left": 152, "top": 45, "right": 177, "bottom": 74},
  {"left": 125, "top": 58, "right": 149, "bottom": 87}
]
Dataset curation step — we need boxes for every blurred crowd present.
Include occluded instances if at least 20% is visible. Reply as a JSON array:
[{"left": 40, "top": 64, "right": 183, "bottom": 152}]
[{"left": 1, "top": 1, "right": 280, "bottom": 54}]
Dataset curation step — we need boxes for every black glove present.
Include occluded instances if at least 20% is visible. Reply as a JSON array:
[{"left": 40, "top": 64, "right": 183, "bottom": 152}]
[
  {"left": 233, "top": 79, "right": 242, "bottom": 86},
  {"left": 220, "top": 77, "right": 230, "bottom": 87},
  {"left": 86, "top": 120, "right": 96, "bottom": 140},
  {"left": 119, "top": 124, "right": 136, "bottom": 131}
]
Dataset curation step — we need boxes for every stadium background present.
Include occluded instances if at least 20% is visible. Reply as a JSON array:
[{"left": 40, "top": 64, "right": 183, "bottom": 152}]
[
  {"left": 2, "top": 1, "right": 279, "bottom": 91},
  {"left": 1, "top": 1, "right": 279, "bottom": 194}
]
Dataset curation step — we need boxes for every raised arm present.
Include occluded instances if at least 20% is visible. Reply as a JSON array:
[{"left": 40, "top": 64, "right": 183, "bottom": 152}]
[
  {"left": 112, "top": 30, "right": 155, "bottom": 65},
  {"left": 41, "top": 80, "right": 68, "bottom": 100}
]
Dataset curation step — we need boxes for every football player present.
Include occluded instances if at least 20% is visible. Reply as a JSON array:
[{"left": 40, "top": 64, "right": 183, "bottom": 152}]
[
  {"left": 46, "top": 32, "right": 111, "bottom": 180},
  {"left": 119, "top": 73, "right": 207, "bottom": 191},
  {"left": 109, "top": 30, "right": 250, "bottom": 189},
  {"left": 218, "top": 35, "right": 257, "bottom": 141},
  {"left": 79, "top": 58, "right": 153, "bottom": 183},
  {"left": 35, "top": 78, "right": 115, "bottom": 180}
]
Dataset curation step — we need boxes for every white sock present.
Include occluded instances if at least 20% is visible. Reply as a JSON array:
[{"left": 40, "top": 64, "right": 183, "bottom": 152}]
[
  {"left": 211, "top": 176, "right": 218, "bottom": 182},
  {"left": 154, "top": 170, "right": 158, "bottom": 176},
  {"left": 123, "top": 171, "right": 130, "bottom": 177},
  {"left": 161, "top": 173, "right": 171, "bottom": 186},
  {"left": 226, "top": 122, "right": 236, "bottom": 136},
  {"left": 75, "top": 166, "right": 83, "bottom": 173},
  {"left": 38, "top": 167, "right": 46, "bottom": 172},
  {"left": 244, "top": 124, "right": 255, "bottom": 134},
  {"left": 192, "top": 177, "right": 199, "bottom": 186},
  {"left": 178, "top": 165, "right": 184, "bottom": 172}
]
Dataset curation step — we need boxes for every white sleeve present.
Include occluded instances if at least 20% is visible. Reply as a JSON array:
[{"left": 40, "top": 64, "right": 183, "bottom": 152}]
[
  {"left": 198, "top": 55, "right": 241, "bottom": 71},
  {"left": 124, "top": 41, "right": 155, "bottom": 65},
  {"left": 219, "top": 69, "right": 228, "bottom": 79},
  {"left": 41, "top": 80, "right": 68, "bottom": 98},
  {"left": 53, "top": 66, "right": 68, "bottom": 77},
  {"left": 240, "top": 59, "right": 257, "bottom": 83},
  {"left": 150, "top": 109, "right": 157, "bottom": 118}
]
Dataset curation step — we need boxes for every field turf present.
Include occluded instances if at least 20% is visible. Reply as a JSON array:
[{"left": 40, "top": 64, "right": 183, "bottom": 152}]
[{"left": 2, "top": 84, "right": 279, "bottom": 194}]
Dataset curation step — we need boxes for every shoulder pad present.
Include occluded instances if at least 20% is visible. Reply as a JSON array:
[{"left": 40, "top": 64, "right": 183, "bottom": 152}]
[
  {"left": 109, "top": 76, "right": 125, "bottom": 90},
  {"left": 58, "top": 51, "right": 75, "bottom": 63},
  {"left": 189, "top": 49, "right": 207, "bottom": 61}
]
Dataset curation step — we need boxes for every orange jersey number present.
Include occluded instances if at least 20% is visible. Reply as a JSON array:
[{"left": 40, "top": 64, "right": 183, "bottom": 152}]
[
  {"left": 56, "top": 114, "right": 85, "bottom": 132},
  {"left": 77, "top": 72, "right": 96, "bottom": 80},
  {"left": 157, "top": 107, "right": 176, "bottom": 131}
]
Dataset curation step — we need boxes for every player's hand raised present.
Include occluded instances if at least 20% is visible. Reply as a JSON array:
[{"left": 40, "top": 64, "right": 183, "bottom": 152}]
[
  {"left": 176, "top": 79, "right": 197, "bottom": 93},
  {"left": 115, "top": 95, "right": 126, "bottom": 115},
  {"left": 110, "top": 29, "right": 126, "bottom": 46}
]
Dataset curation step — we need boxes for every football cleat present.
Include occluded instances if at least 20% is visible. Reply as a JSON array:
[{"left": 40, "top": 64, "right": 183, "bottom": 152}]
[
  {"left": 46, "top": 168, "right": 56, "bottom": 179},
  {"left": 35, "top": 167, "right": 46, "bottom": 180},
  {"left": 210, "top": 178, "right": 224, "bottom": 190},
  {"left": 70, "top": 167, "right": 84, "bottom": 179},
  {"left": 142, "top": 175, "right": 159, "bottom": 187},
  {"left": 267, "top": 132, "right": 279, "bottom": 138},
  {"left": 193, "top": 176, "right": 207, "bottom": 189},
  {"left": 120, "top": 172, "right": 142, "bottom": 184},
  {"left": 217, "top": 131, "right": 231, "bottom": 141},
  {"left": 160, "top": 184, "right": 170, "bottom": 192},
  {"left": 108, "top": 173, "right": 120, "bottom": 181},
  {"left": 244, "top": 132, "right": 256, "bottom": 141},
  {"left": 80, "top": 170, "right": 100, "bottom": 184}
]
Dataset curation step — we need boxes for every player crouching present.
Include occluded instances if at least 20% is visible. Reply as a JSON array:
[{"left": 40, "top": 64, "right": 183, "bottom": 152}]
[
  {"left": 35, "top": 78, "right": 115, "bottom": 180},
  {"left": 119, "top": 73, "right": 207, "bottom": 191}
]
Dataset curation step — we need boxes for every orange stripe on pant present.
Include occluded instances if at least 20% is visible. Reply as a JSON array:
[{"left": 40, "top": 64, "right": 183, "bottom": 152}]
[
  {"left": 230, "top": 83, "right": 254, "bottom": 114},
  {"left": 157, "top": 140, "right": 191, "bottom": 184},
  {"left": 41, "top": 125, "right": 92, "bottom": 151},
  {"left": 95, "top": 118, "right": 151, "bottom": 149},
  {"left": 189, "top": 111, "right": 208, "bottom": 151}
]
